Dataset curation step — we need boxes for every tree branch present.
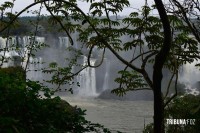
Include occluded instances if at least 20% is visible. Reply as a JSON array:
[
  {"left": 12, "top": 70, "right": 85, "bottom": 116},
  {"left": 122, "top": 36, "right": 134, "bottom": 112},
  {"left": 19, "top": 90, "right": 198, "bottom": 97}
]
[
  {"left": 44, "top": 2, "right": 74, "bottom": 46},
  {"left": 164, "top": 70, "right": 178, "bottom": 107},
  {"left": 170, "top": 0, "right": 200, "bottom": 42},
  {"left": 87, "top": 44, "right": 106, "bottom": 68}
]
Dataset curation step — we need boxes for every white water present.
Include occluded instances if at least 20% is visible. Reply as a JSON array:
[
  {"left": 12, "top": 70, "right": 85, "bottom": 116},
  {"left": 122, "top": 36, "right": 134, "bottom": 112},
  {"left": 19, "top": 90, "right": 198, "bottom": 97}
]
[
  {"left": 179, "top": 60, "right": 200, "bottom": 85},
  {"left": 179, "top": 59, "right": 200, "bottom": 95},
  {"left": 77, "top": 56, "right": 98, "bottom": 97},
  {"left": 102, "top": 58, "right": 110, "bottom": 91},
  {"left": 1, "top": 36, "right": 200, "bottom": 94},
  {"left": 27, "top": 57, "right": 43, "bottom": 81},
  {"left": 16, "top": 36, "right": 99, "bottom": 98},
  {"left": 0, "top": 36, "right": 45, "bottom": 67},
  {"left": 59, "top": 37, "right": 69, "bottom": 48}
]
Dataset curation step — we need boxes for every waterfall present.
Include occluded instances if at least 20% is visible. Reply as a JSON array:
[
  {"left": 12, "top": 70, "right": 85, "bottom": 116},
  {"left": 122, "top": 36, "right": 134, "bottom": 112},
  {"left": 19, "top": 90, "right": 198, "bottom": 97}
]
[
  {"left": 59, "top": 37, "right": 69, "bottom": 48},
  {"left": 0, "top": 36, "right": 20, "bottom": 67},
  {"left": 0, "top": 36, "right": 18, "bottom": 48},
  {"left": 179, "top": 59, "right": 200, "bottom": 95},
  {"left": 35, "top": 36, "right": 45, "bottom": 42},
  {"left": 0, "top": 36, "right": 45, "bottom": 68},
  {"left": 178, "top": 39, "right": 200, "bottom": 95},
  {"left": 21, "top": 36, "right": 45, "bottom": 67},
  {"left": 22, "top": 36, "right": 31, "bottom": 47},
  {"left": 76, "top": 56, "right": 98, "bottom": 97},
  {"left": 180, "top": 60, "right": 200, "bottom": 85},
  {"left": 25, "top": 37, "right": 45, "bottom": 80},
  {"left": 102, "top": 58, "right": 110, "bottom": 91},
  {"left": 1, "top": 36, "right": 102, "bottom": 97},
  {"left": 27, "top": 56, "right": 43, "bottom": 81},
  {"left": 0, "top": 37, "right": 6, "bottom": 48}
]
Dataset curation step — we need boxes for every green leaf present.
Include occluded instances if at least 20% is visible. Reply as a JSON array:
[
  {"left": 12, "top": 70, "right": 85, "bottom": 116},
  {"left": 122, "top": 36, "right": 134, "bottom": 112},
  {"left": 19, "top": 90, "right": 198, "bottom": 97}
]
[{"left": 49, "top": 62, "right": 58, "bottom": 68}]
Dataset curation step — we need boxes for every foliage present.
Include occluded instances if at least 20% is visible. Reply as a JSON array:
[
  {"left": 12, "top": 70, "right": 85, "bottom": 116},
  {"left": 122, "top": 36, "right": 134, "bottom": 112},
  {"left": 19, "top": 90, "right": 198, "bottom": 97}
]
[
  {"left": 143, "top": 94, "right": 200, "bottom": 133},
  {"left": 143, "top": 123, "right": 153, "bottom": 133},
  {"left": 0, "top": 16, "right": 67, "bottom": 36},
  {"left": 42, "top": 47, "right": 84, "bottom": 93},
  {"left": 112, "top": 70, "right": 148, "bottom": 96},
  {"left": 0, "top": 67, "right": 111, "bottom": 133},
  {"left": 165, "top": 94, "right": 200, "bottom": 132}
]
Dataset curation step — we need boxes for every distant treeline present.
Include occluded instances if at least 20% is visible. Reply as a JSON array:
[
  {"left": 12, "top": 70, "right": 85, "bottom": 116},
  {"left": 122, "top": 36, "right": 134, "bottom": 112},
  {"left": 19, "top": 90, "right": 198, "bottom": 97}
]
[
  {"left": 1, "top": 16, "right": 199, "bottom": 37},
  {"left": 0, "top": 16, "right": 67, "bottom": 37}
]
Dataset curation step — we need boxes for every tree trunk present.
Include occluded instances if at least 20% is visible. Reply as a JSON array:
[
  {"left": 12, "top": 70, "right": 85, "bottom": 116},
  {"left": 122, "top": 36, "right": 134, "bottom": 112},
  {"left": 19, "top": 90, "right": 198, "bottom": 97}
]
[
  {"left": 153, "top": 68, "right": 164, "bottom": 133},
  {"left": 153, "top": 0, "right": 172, "bottom": 133},
  {"left": 153, "top": 92, "right": 164, "bottom": 133}
]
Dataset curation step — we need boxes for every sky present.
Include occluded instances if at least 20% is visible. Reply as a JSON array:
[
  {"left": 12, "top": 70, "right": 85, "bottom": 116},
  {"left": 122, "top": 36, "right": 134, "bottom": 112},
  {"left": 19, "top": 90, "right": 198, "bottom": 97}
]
[{"left": 0, "top": 0, "right": 156, "bottom": 16}]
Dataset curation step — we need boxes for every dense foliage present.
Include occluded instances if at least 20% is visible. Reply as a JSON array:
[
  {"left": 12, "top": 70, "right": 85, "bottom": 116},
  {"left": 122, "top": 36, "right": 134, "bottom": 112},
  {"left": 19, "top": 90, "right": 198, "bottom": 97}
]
[
  {"left": 165, "top": 94, "right": 200, "bottom": 132},
  {"left": 0, "top": 67, "right": 110, "bottom": 133},
  {"left": 143, "top": 94, "right": 200, "bottom": 133}
]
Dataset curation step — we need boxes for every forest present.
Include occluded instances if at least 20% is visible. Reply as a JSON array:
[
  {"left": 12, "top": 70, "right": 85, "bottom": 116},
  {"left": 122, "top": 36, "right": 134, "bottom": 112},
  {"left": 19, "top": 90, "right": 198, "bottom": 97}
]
[{"left": 0, "top": 16, "right": 67, "bottom": 36}]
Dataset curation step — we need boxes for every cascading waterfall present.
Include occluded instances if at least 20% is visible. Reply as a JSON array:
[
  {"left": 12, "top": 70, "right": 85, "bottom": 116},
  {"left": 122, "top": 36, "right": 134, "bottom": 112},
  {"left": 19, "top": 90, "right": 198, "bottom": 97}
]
[
  {"left": 59, "top": 37, "right": 69, "bottom": 48},
  {"left": 0, "top": 37, "right": 6, "bottom": 48},
  {"left": 35, "top": 36, "right": 45, "bottom": 45},
  {"left": 22, "top": 36, "right": 31, "bottom": 47},
  {"left": 0, "top": 36, "right": 21, "bottom": 67},
  {"left": 102, "top": 58, "right": 110, "bottom": 91},
  {"left": 76, "top": 56, "right": 98, "bottom": 97},
  {"left": 0, "top": 36, "right": 103, "bottom": 97},
  {"left": 179, "top": 59, "right": 200, "bottom": 95},
  {"left": 0, "top": 36, "right": 45, "bottom": 79},
  {"left": 26, "top": 37, "right": 45, "bottom": 80},
  {"left": 1, "top": 35, "right": 200, "bottom": 98},
  {"left": 0, "top": 36, "right": 45, "bottom": 55},
  {"left": 27, "top": 56, "right": 43, "bottom": 81},
  {"left": 180, "top": 60, "right": 200, "bottom": 85},
  {"left": 179, "top": 40, "right": 200, "bottom": 95}
]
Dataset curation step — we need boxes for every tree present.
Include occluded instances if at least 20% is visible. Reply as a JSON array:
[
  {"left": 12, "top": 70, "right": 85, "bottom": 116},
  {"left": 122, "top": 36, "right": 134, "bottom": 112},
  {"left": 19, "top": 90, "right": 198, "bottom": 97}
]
[
  {"left": 0, "top": 0, "right": 200, "bottom": 133},
  {"left": 166, "top": 0, "right": 200, "bottom": 42},
  {"left": 0, "top": 67, "right": 111, "bottom": 132}
]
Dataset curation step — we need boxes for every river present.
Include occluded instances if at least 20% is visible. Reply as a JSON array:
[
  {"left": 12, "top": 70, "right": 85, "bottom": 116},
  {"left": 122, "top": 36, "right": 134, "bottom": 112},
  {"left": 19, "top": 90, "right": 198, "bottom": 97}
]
[{"left": 61, "top": 96, "right": 153, "bottom": 133}]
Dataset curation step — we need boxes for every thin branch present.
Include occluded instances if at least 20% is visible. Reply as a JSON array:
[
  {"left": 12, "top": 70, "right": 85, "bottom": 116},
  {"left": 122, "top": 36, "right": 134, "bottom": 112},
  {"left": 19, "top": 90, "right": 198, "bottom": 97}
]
[
  {"left": 44, "top": 2, "right": 74, "bottom": 46},
  {"left": 25, "top": 3, "right": 43, "bottom": 71},
  {"left": 0, "top": 0, "right": 15, "bottom": 67},
  {"left": 118, "top": 51, "right": 156, "bottom": 90},
  {"left": 171, "top": 0, "right": 200, "bottom": 42},
  {"left": 55, "top": 65, "right": 88, "bottom": 91},
  {"left": 125, "top": 87, "right": 152, "bottom": 91},
  {"left": 131, "top": 50, "right": 158, "bottom": 64},
  {"left": 164, "top": 70, "right": 178, "bottom": 107},
  {"left": 141, "top": 51, "right": 158, "bottom": 69},
  {"left": 164, "top": 72, "right": 175, "bottom": 99},
  {"left": 103, "top": 0, "right": 112, "bottom": 29},
  {"left": 87, "top": 44, "right": 106, "bottom": 68}
]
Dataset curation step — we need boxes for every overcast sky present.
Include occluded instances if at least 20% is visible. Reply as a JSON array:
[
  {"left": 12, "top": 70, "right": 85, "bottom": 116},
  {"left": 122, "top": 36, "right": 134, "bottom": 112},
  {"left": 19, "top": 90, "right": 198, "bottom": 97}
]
[{"left": 0, "top": 0, "right": 156, "bottom": 16}]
